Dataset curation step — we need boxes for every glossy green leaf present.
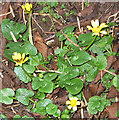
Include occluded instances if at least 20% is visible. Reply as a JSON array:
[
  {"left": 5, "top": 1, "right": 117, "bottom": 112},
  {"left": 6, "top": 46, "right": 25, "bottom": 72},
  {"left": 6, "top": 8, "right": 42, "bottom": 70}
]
[
  {"left": 22, "top": 41, "right": 37, "bottom": 55},
  {"left": 32, "top": 77, "right": 42, "bottom": 90},
  {"left": 53, "top": 109, "right": 61, "bottom": 117},
  {"left": 112, "top": 75, "right": 119, "bottom": 91},
  {"left": 23, "top": 64, "right": 35, "bottom": 73},
  {"left": 71, "top": 51, "right": 91, "bottom": 65},
  {"left": 0, "top": 88, "right": 14, "bottom": 104},
  {"left": 65, "top": 78, "right": 83, "bottom": 95},
  {"left": 36, "top": 99, "right": 52, "bottom": 115},
  {"left": 63, "top": 26, "right": 75, "bottom": 34},
  {"left": 59, "top": 66, "right": 79, "bottom": 82},
  {"left": 0, "top": 114, "right": 8, "bottom": 120},
  {"left": 4, "top": 42, "right": 23, "bottom": 61},
  {"left": 96, "top": 55, "right": 107, "bottom": 70},
  {"left": 34, "top": 91, "right": 45, "bottom": 99},
  {"left": 46, "top": 103, "right": 58, "bottom": 115},
  {"left": 1, "top": 19, "right": 26, "bottom": 40},
  {"left": 16, "top": 88, "right": 34, "bottom": 105},
  {"left": 14, "top": 66, "right": 31, "bottom": 83},
  {"left": 44, "top": 73, "right": 58, "bottom": 81}
]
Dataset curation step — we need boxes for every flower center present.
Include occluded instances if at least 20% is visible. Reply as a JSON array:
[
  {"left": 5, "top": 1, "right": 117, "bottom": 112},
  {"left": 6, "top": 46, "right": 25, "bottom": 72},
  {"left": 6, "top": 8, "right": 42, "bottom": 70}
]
[{"left": 70, "top": 99, "right": 77, "bottom": 107}]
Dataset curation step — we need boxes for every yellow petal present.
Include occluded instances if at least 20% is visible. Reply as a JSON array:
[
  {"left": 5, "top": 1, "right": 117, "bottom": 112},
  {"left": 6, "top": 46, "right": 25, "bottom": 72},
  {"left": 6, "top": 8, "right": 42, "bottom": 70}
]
[
  {"left": 100, "top": 23, "right": 108, "bottom": 29},
  {"left": 22, "top": 53, "right": 25, "bottom": 59},
  {"left": 22, "top": 57, "right": 29, "bottom": 63},
  {"left": 87, "top": 26, "right": 93, "bottom": 30},
  {"left": 30, "top": 3, "right": 32, "bottom": 9},
  {"left": 69, "top": 97, "right": 73, "bottom": 100},
  {"left": 17, "top": 53, "right": 22, "bottom": 59},
  {"left": 21, "top": 5, "right": 25, "bottom": 10}
]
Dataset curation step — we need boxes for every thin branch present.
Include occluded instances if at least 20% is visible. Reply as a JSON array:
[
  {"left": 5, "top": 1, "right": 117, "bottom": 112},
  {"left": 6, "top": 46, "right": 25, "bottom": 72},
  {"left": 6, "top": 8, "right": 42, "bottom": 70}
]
[
  {"left": 104, "top": 69, "right": 117, "bottom": 77},
  {"left": 60, "top": 30, "right": 83, "bottom": 51},
  {"left": 35, "top": 70, "right": 62, "bottom": 74},
  {"left": 10, "top": 31, "right": 17, "bottom": 42}
]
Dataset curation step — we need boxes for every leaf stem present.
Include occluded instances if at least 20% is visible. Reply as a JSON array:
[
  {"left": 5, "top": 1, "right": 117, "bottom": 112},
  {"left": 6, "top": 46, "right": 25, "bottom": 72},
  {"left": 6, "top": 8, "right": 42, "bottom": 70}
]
[
  {"left": 29, "top": 13, "right": 33, "bottom": 45},
  {"left": 30, "top": 55, "right": 49, "bottom": 71},
  {"left": 84, "top": 35, "right": 97, "bottom": 51},
  {"left": 29, "top": 98, "right": 37, "bottom": 104},
  {"left": 20, "top": 66, "right": 32, "bottom": 79}
]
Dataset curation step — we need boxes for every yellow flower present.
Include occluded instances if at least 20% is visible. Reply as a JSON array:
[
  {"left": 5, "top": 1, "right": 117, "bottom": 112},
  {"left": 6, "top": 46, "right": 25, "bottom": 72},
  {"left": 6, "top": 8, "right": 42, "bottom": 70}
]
[
  {"left": 21, "top": 3, "right": 32, "bottom": 13},
  {"left": 87, "top": 19, "right": 108, "bottom": 36},
  {"left": 66, "top": 97, "right": 80, "bottom": 111},
  {"left": 12, "top": 52, "right": 29, "bottom": 66}
]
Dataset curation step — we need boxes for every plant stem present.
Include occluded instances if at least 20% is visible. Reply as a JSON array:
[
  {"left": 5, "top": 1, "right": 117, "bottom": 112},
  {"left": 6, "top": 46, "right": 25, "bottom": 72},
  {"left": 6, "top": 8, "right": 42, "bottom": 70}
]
[
  {"left": 29, "top": 13, "right": 33, "bottom": 45},
  {"left": 20, "top": 66, "right": 32, "bottom": 79},
  {"left": 30, "top": 55, "right": 49, "bottom": 71},
  {"left": 84, "top": 35, "right": 97, "bottom": 51},
  {"left": 29, "top": 98, "right": 37, "bottom": 104}
]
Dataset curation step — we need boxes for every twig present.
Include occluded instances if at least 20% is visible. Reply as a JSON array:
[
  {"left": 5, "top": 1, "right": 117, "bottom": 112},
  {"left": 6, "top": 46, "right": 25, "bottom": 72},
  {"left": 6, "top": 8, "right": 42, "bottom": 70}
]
[
  {"left": 23, "top": 10, "right": 27, "bottom": 25},
  {"left": 32, "top": 16, "right": 47, "bottom": 37},
  {"left": 81, "top": 101, "right": 84, "bottom": 119},
  {"left": 103, "top": 69, "right": 117, "bottom": 77},
  {"left": 35, "top": 70, "right": 62, "bottom": 74},
  {"left": 77, "top": 16, "right": 81, "bottom": 32},
  {"left": 60, "top": 30, "right": 83, "bottom": 51},
  {"left": 0, "top": 11, "right": 12, "bottom": 17},
  {"left": 9, "top": 4, "right": 15, "bottom": 18},
  {"left": 65, "top": 55, "right": 72, "bottom": 66},
  {"left": 10, "top": 31, "right": 17, "bottom": 42}
]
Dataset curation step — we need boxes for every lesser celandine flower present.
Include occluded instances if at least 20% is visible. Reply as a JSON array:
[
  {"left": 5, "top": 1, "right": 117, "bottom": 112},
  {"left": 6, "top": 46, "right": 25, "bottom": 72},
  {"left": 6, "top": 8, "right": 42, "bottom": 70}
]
[
  {"left": 12, "top": 52, "right": 29, "bottom": 66},
  {"left": 66, "top": 97, "right": 80, "bottom": 111},
  {"left": 87, "top": 19, "right": 108, "bottom": 36},
  {"left": 21, "top": 3, "right": 32, "bottom": 13}
]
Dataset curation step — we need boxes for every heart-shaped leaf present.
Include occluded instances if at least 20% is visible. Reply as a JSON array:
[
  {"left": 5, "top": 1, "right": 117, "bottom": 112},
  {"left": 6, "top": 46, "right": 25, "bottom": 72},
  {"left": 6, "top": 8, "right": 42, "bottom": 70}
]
[
  {"left": 65, "top": 78, "right": 83, "bottom": 95},
  {"left": 36, "top": 99, "right": 52, "bottom": 115},
  {"left": 16, "top": 88, "right": 34, "bottom": 105},
  {"left": 0, "top": 88, "right": 14, "bottom": 104},
  {"left": 14, "top": 66, "right": 31, "bottom": 83},
  {"left": 46, "top": 103, "right": 58, "bottom": 115},
  {"left": 1, "top": 19, "right": 26, "bottom": 40},
  {"left": 71, "top": 51, "right": 91, "bottom": 65}
]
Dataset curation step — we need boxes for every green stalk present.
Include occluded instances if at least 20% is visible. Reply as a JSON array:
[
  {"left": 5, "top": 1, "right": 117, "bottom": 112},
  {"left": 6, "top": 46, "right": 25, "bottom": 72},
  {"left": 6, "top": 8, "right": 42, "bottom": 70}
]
[
  {"left": 29, "top": 98, "right": 37, "bottom": 104},
  {"left": 29, "top": 13, "right": 33, "bottom": 45},
  {"left": 20, "top": 66, "right": 32, "bottom": 79},
  {"left": 84, "top": 35, "right": 97, "bottom": 51}
]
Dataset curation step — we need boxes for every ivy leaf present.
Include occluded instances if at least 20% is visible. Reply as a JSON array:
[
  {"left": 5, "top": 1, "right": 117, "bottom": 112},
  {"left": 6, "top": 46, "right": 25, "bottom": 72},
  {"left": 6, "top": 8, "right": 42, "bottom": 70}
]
[
  {"left": 1, "top": 19, "right": 26, "bottom": 41},
  {"left": 63, "top": 26, "right": 75, "bottom": 34},
  {"left": 71, "top": 51, "right": 91, "bottom": 65},
  {"left": 65, "top": 78, "right": 83, "bottom": 95},
  {"left": 44, "top": 73, "right": 58, "bottom": 81},
  {"left": 22, "top": 41, "right": 37, "bottom": 55},
  {"left": 32, "top": 77, "right": 42, "bottom": 90},
  {"left": 36, "top": 99, "right": 52, "bottom": 115},
  {"left": 53, "top": 109, "right": 61, "bottom": 117},
  {"left": 96, "top": 55, "right": 107, "bottom": 70},
  {"left": 16, "top": 88, "right": 34, "bottom": 105},
  {"left": 46, "top": 103, "right": 58, "bottom": 115},
  {"left": 14, "top": 66, "right": 31, "bottom": 83},
  {"left": 0, "top": 88, "right": 14, "bottom": 104}
]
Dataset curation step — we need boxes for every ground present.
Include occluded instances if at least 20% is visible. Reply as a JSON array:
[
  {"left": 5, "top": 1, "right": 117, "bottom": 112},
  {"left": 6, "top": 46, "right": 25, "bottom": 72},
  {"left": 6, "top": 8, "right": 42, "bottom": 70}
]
[{"left": 0, "top": 1, "right": 119, "bottom": 119}]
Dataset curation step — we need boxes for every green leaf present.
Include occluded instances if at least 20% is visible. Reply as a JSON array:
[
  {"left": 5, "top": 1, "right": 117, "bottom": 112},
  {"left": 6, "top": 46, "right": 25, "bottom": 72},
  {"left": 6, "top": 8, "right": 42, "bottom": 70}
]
[
  {"left": 32, "top": 77, "right": 42, "bottom": 90},
  {"left": 23, "top": 64, "right": 35, "bottom": 73},
  {"left": 16, "top": 88, "right": 34, "bottom": 105},
  {"left": 34, "top": 91, "right": 45, "bottom": 99},
  {"left": 36, "top": 99, "right": 52, "bottom": 115},
  {"left": 71, "top": 51, "right": 91, "bottom": 65},
  {"left": 65, "top": 78, "right": 83, "bottom": 95},
  {"left": 46, "top": 1, "right": 58, "bottom": 7},
  {"left": 46, "top": 103, "right": 58, "bottom": 115},
  {"left": 59, "top": 66, "right": 79, "bottom": 82},
  {"left": 63, "top": 26, "right": 75, "bottom": 34},
  {"left": 116, "top": 110, "right": 119, "bottom": 117},
  {"left": 53, "top": 109, "right": 61, "bottom": 117},
  {"left": 44, "top": 73, "right": 58, "bottom": 81},
  {"left": 0, "top": 88, "right": 14, "bottom": 104},
  {"left": 0, "top": 114, "right": 8, "bottom": 120},
  {"left": 13, "top": 115, "right": 21, "bottom": 119},
  {"left": 1, "top": 19, "right": 26, "bottom": 41},
  {"left": 4, "top": 42, "right": 23, "bottom": 61},
  {"left": 112, "top": 75, "right": 119, "bottom": 91},
  {"left": 22, "top": 41, "right": 37, "bottom": 55},
  {"left": 38, "top": 81, "right": 53, "bottom": 93},
  {"left": 78, "top": 32, "right": 94, "bottom": 47},
  {"left": 14, "top": 66, "right": 31, "bottom": 83},
  {"left": 96, "top": 55, "right": 107, "bottom": 70}
]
